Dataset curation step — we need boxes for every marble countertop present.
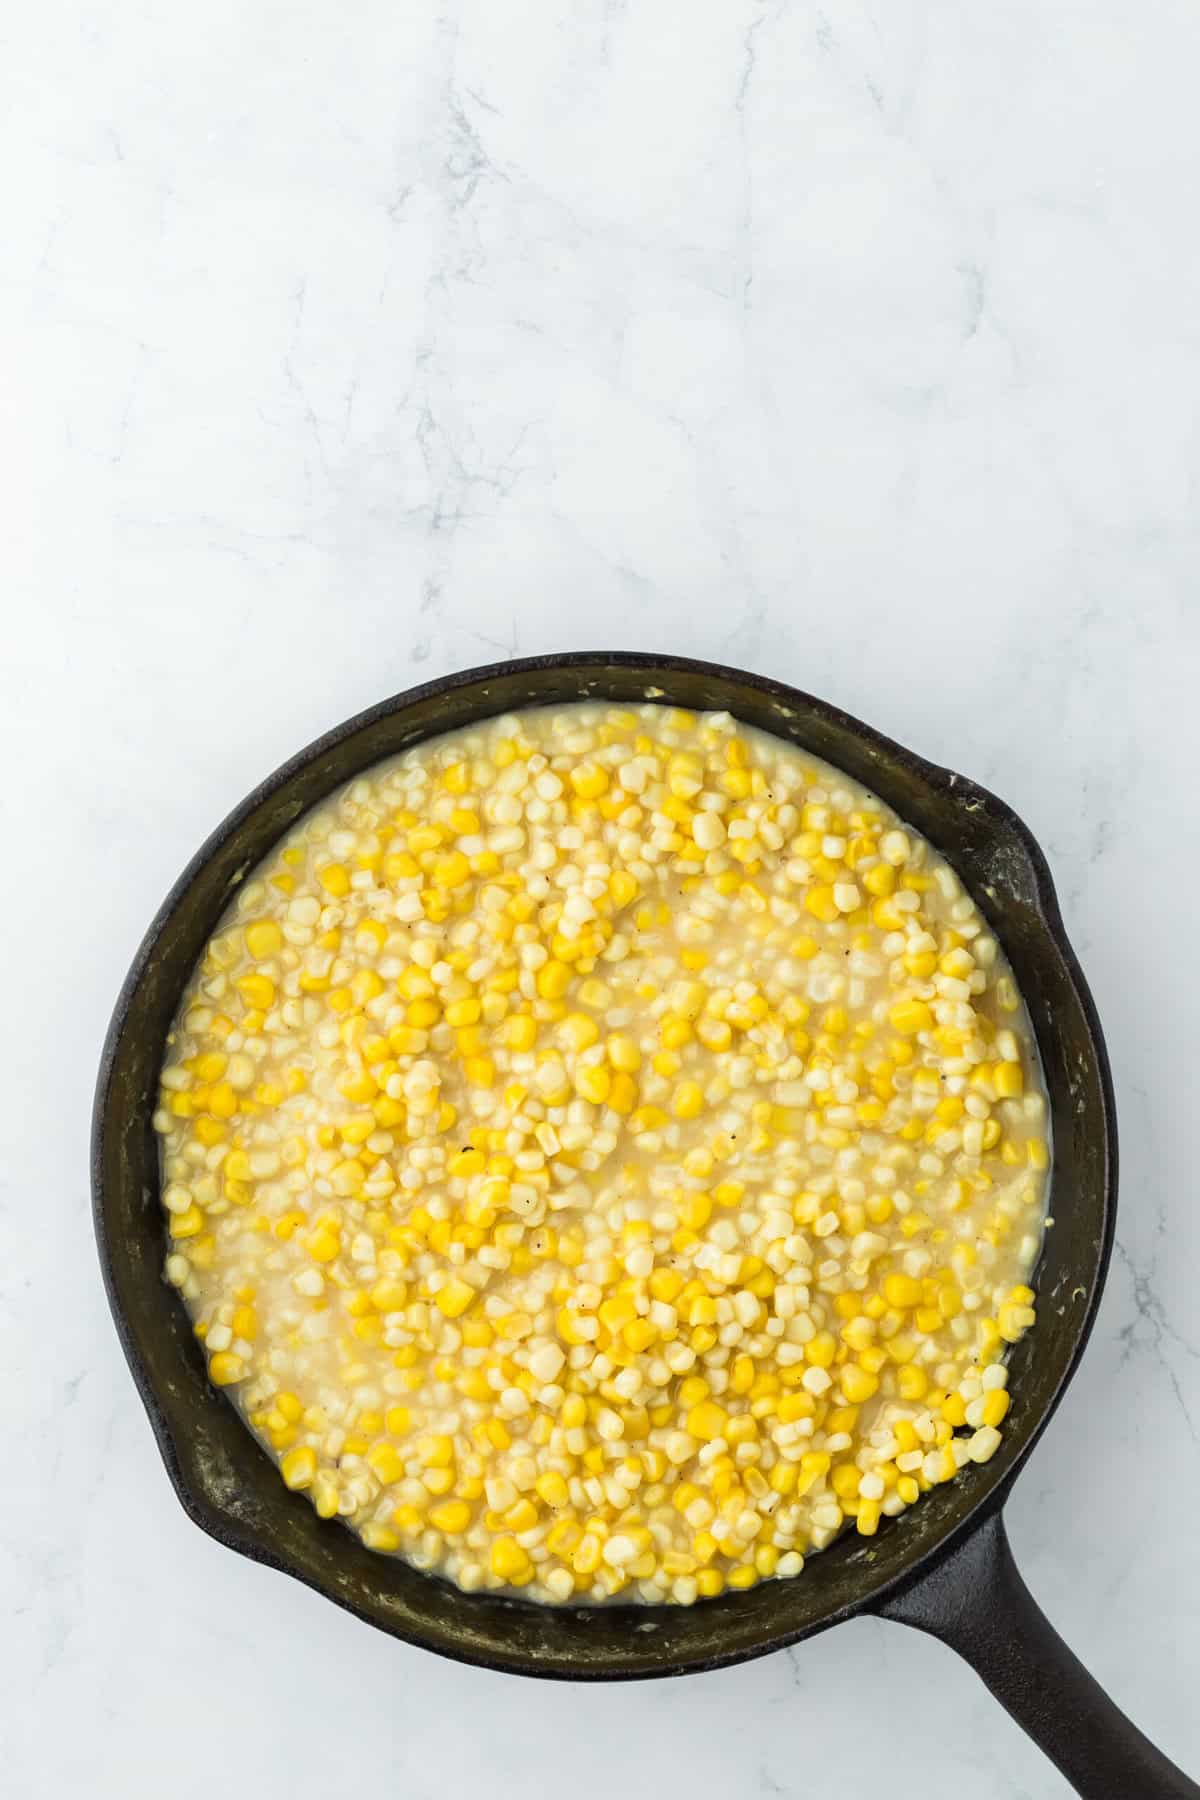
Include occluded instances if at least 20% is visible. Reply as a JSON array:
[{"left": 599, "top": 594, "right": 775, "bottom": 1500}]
[{"left": 5, "top": 3, "right": 1200, "bottom": 1794}]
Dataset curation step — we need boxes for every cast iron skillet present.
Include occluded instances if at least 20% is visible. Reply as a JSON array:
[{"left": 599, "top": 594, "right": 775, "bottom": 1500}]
[{"left": 93, "top": 653, "right": 1196, "bottom": 1798}]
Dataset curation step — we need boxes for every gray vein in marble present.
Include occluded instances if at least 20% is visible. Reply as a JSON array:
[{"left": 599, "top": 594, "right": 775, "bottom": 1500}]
[{"left": 1114, "top": 1229, "right": 1200, "bottom": 1444}]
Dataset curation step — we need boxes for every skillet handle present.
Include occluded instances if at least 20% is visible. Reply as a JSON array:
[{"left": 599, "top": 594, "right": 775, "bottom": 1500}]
[{"left": 876, "top": 1510, "right": 1198, "bottom": 1798}]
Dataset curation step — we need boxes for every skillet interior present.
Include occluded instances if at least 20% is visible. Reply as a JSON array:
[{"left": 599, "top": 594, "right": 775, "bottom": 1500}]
[{"left": 92, "top": 653, "right": 1115, "bottom": 1678}]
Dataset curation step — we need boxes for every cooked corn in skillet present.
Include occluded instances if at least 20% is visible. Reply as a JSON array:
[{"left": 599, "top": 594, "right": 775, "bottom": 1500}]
[{"left": 157, "top": 703, "right": 1048, "bottom": 1605}]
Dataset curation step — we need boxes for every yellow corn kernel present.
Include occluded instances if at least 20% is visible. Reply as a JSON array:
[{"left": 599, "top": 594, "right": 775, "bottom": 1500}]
[
  {"left": 598, "top": 1292, "right": 638, "bottom": 1336},
  {"left": 236, "top": 972, "right": 276, "bottom": 1011},
  {"left": 502, "top": 1012, "right": 538, "bottom": 1052},
  {"left": 676, "top": 1192, "right": 712, "bottom": 1233},
  {"left": 317, "top": 862, "right": 351, "bottom": 897},
  {"left": 169, "top": 1203, "right": 205, "bottom": 1239},
  {"left": 805, "top": 884, "right": 839, "bottom": 923},
  {"left": 536, "top": 960, "right": 571, "bottom": 1001},
  {"left": 882, "top": 1272, "right": 923, "bottom": 1310},
  {"left": 366, "top": 1442, "right": 407, "bottom": 1484},
  {"left": 280, "top": 1446, "right": 317, "bottom": 1490},
  {"left": 993, "top": 1061, "right": 1025, "bottom": 1100},
  {"left": 686, "top": 1401, "right": 728, "bottom": 1441},
  {"left": 643, "top": 1272, "right": 684, "bottom": 1315},
  {"left": 355, "top": 918, "right": 388, "bottom": 952},
  {"left": 434, "top": 851, "right": 471, "bottom": 889},
  {"left": 672, "top": 1081, "right": 705, "bottom": 1121},
  {"left": 896, "top": 1365, "right": 929, "bottom": 1401},
  {"left": 532, "top": 1470, "right": 569, "bottom": 1510},
  {"left": 429, "top": 1500, "right": 473, "bottom": 1534},
  {"left": 364, "top": 1278, "right": 405, "bottom": 1315},
  {"left": 998, "top": 1302, "right": 1036, "bottom": 1342},
  {"left": 556, "top": 1307, "right": 595, "bottom": 1347},
  {"left": 981, "top": 1389, "right": 1010, "bottom": 1428},
  {"left": 309, "top": 1470, "right": 339, "bottom": 1518},
  {"left": 305, "top": 1221, "right": 341, "bottom": 1263},
  {"left": 888, "top": 999, "right": 933, "bottom": 1036},
  {"left": 569, "top": 764, "right": 609, "bottom": 801},
  {"left": 435, "top": 1278, "right": 476, "bottom": 1319},
  {"left": 555, "top": 1013, "right": 597, "bottom": 1055},
  {"left": 570, "top": 1533, "right": 603, "bottom": 1577},
  {"left": 840, "top": 1364, "right": 879, "bottom": 1405},
  {"left": 502, "top": 1498, "right": 539, "bottom": 1533},
  {"left": 729, "top": 1354, "right": 755, "bottom": 1395},
  {"left": 831, "top": 1464, "right": 861, "bottom": 1501},
  {"left": 449, "top": 1146, "right": 486, "bottom": 1178},
  {"left": 231, "top": 1304, "right": 258, "bottom": 1342},
  {"left": 575, "top": 1064, "right": 611, "bottom": 1106},
  {"left": 606, "top": 1033, "right": 642, "bottom": 1073},
  {"left": 856, "top": 1500, "right": 881, "bottom": 1537}
]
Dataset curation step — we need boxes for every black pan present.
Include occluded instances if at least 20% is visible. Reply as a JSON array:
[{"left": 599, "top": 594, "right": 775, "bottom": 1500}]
[{"left": 92, "top": 652, "right": 1195, "bottom": 1798}]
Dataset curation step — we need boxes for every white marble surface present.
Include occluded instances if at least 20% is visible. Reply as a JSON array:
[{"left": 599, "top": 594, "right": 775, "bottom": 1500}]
[{"left": 4, "top": 3, "right": 1200, "bottom": 1794}]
